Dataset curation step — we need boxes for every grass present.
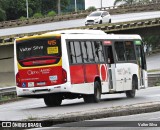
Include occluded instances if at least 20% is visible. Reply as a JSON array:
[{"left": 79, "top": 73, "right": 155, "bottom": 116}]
[
  {"left": 0, "top": 93, "right": 23, "bottom": 105},
  {"left": 27, "top": 115, "right": 38, "bottom": 120}
]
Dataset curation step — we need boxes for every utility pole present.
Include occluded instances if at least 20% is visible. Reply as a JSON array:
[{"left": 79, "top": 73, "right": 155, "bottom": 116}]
[
  {"left": 26, "top": 0, "right": 29, "bottom": 18},
  {"left": 75, "top": 0, "right": 77, "bottom": 12},
  {"left": 58, "top": 0, "right": 61, "bottom": 15},
  {"left": 101, "top": 0, "right": 102, "bottom": 9}
]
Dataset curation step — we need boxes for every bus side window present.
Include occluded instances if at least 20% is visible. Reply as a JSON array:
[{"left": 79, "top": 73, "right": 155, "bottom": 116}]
[
  {"left": 99, "top": 41, "right": 105, "bottom": 62},
  {"left": 125, "top": 41, "right": 136, "bottom": 61},
  {"left": 81, "top": 41, "right": 95, "bottom": 63},
  {"left": 115, "top": 42, "right": 125, "bottom": 61},
  {"left": 92, "top": 41, "right": 100, "bottom": 62},
  {"left": 86, "top": 41, "right": 95, "bottom": 63},
  {"left": 74, "top": 41, "right": 83, "bottom": 63},
  {"left": 68, "top": 41, "right": 83, "bottom": 64},
  {"left": 68, "top": 41, "right": 76, "bottom": 64},
  {"left": 93, "top": 41, "right": 105, "bottom": 62},
  {"left": 81, "top": 41, "right": 89, "bottom": 63}
]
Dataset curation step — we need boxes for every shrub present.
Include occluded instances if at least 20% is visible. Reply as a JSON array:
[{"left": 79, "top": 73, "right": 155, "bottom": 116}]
[
  {"left": 86, "top": 6, "right": 96, "bottom": 11},
  {"left": 33, "top": 13, "right": 43, "bottom": 18},
  {"left": 19, "top": 16, "right": 27, "bottom": 20},
  {"left": 47, "top": 11, "right": 56, "bottom": 17}
]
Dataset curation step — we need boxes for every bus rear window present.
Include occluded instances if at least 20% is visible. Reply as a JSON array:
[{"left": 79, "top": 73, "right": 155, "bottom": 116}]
[{"left": 16, "top": 37, "right": 61, "bottom": 67}]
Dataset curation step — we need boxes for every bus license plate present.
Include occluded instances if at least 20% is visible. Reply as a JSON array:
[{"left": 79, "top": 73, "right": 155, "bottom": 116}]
[{"left": 37, "top": 82, "right": 46, "bottom": 86}]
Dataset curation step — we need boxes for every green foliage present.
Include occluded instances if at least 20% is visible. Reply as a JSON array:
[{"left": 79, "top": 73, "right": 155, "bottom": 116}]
[
  {"left": 33, "top": 13, "right": 43, "bottom": 18},
  {"left": 144, "top": 35, "right": 160, "bottom": 49},
  {"left": 47, "top": 11, "right": 56, "bottom": 17},
  {"left": 86, "top": 6, "right": 96, "bottom": 11},
  {"left": 19, "top": 16, "right": 27, "bottom": 20},
  {"left": 0, "top": 0, "right": 70, "bottom": 21},
  {"left": 0, "top": 8, "right": 6, "bottom": 21}
]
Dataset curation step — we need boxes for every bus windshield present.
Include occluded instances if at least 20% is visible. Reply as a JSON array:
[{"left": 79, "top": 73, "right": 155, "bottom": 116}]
[{"left": 16, "top": 37, "right": 61, "bottom": 67}]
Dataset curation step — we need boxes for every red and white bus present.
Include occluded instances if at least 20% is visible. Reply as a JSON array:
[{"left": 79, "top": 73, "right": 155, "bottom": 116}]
[{"left": 14, "top": 30, "right": 148, "bottom": 106}]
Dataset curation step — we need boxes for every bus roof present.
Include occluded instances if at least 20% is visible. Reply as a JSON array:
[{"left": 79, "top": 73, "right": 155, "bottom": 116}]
[
  {"left": 45, "top": 30, "right": 141, "bottom": 40},
  {"left": 45, "top": 29, "right": 106, "bottom": 35},
  {"left": 15, "top": 29, "right": 141, "bottom": 41}
]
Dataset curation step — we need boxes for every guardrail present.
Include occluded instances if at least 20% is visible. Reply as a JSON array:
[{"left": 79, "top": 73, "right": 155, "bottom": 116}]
[
  {"left": 148, "top": 74, "right": 160, "bottom": 87},
  {"left": 0, "top": 86, "right": 16, "bottom": 101},
  {"left": 0, "top": 17, "right": 160, "bottom": 46},
  {"left": 0, "top": 74, "right": 159, "bottom": 101},
  {"left": 0, "top": 86, "right": 16, "bottom": 94},
  {"left": 148, "top": 74, "right": 160, "bottom": 77},
  {"left": 0, "top": 1, "right": 160, "bottom": 29}
]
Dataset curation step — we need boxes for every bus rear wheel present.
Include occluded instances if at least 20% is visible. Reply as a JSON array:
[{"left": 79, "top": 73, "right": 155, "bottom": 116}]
[
  {"left": 44, "top": 94, "right": 62, "bottom": 107},
  {"left": 126, "top": 77, "right": 137, "bottom": 98},
  {"left": 83, "top": 81, "right": 101, "bottom": 103}
]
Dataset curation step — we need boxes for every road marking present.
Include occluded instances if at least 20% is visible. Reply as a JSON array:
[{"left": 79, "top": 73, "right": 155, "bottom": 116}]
[
  {"left": 145, "top": 94, "right": 160, "bottom": 98},
  {"left": 150, "top": 117, "right": 160, "bottom": 120}
]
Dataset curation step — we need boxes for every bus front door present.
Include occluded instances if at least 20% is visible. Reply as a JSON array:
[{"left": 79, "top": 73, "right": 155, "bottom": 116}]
[
  {"left": 104, "top": 45, "right": 116, "bottom": 92},
  {"left": 136, "top": 44, "right": 147, "bottom": 88}
]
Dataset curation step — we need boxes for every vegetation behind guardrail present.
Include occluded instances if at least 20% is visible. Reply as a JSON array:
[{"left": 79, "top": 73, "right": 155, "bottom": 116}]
[{"left": 0, "top": 1, "right": 160, "bottom": 29}]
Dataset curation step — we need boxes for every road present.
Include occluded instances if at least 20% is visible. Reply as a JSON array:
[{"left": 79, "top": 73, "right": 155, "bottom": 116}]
[
  {"left": 0, "top": 87, "right": 160, "bottom": 120},
  {"left": 45, "top": 111, "right": 160, "bottom": 130},
  {"left": 0, "top": 11, "right": 160, "bottom": 36},
  {"left": 146, "top": 53, "right": 160, "bottom": 71}
]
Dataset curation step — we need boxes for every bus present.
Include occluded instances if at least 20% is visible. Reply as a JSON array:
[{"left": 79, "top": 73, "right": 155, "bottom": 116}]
[{"left": 14, "top": 30, "right": 148, "bottom": 106}]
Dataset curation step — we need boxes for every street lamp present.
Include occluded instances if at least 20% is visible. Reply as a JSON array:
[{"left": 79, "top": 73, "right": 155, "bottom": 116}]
[{"left": 26, "top": 0, "right": 29, "bottom": 18}]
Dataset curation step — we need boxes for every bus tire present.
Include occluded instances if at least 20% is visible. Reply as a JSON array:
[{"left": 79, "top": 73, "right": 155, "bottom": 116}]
[
  {"left": 44, "top": 94, "right": 62, "bottom": 107},
  {"left": 125, "top": 77, "right": 137, "bottom": 98},
  {"left": 83, "top": 81, "right": 101, "bottom": 103}
]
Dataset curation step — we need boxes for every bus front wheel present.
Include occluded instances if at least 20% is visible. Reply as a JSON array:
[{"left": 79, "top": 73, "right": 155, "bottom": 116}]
[
  {"left": 125, "top": 77, "right": 137, "bottom": 98},
  {"left": 83, "top": 81, "right": 101, "bottom": 103},
  {"left": 44, "top": 94, "right": 62, "bottom": 107}
]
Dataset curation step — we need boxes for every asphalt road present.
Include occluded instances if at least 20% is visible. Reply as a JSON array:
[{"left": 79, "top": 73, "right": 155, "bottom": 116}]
[
  {"left": 0, "top": 11, "right": 160, "bottom": 36},
  {"left": 146, "top": 53, "right": 160, "bottom": 71},
  {"left": 45, "top": 111, "right": 160, "bottom": 130},
  {"left": 0, "top": 87, "right": 160, "bottom": 121}
]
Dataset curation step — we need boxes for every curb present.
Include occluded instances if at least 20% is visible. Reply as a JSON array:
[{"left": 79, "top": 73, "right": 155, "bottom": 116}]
[{"left": 31, "top": 101, "right": 160, "bottom": 127}]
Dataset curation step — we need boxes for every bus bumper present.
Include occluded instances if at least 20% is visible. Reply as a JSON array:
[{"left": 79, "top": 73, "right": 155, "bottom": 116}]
[{"left": 16, "top": 82, "right": 71, "bottom": 97}]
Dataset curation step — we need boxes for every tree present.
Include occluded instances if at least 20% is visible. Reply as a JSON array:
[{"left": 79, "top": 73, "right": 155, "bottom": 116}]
[
  {"left": 0, "top": 0, "right": 8, "bottom": 21},
  {"left": 57, "top": 0, "right": 61, "bottom": 14},
  {"left": 0, "top": 0, "right": 70, "bottom": 21},
  {"left": 0, "top": 8, "right": 6, "bottom": 21},
  {"left": 57, "top": 0, "right": 70, "bottom": 14}
]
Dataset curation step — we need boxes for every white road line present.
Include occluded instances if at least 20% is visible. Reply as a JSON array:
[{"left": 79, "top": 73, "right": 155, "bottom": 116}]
[{"left": 150, "top": 117, "right": 160, "bottom": 120}]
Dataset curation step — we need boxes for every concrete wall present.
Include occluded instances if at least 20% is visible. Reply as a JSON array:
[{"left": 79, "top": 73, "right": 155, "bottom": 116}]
[
  {"left": 110, "top": 26, "right": 160, "bottom": 37},
  {"left": 0, "top": 44, "right": 14, "bottom": 72}
]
